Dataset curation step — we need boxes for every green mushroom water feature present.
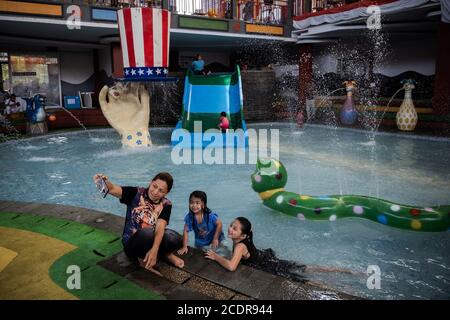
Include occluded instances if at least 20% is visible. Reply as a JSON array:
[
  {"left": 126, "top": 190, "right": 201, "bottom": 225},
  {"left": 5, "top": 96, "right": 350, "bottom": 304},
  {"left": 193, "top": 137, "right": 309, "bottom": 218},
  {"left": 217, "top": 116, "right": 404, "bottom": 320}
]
[{"left": 251, "top": 158, "right": 450, "bottom": 232}]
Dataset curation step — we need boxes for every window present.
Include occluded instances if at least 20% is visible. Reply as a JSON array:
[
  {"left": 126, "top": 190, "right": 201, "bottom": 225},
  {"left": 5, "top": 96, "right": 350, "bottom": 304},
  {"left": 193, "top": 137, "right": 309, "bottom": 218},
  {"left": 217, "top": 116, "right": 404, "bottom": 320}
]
[
  {"left": 0, "top": 52, "right": 9, "bottom": 92},
  {"left": 9, "top": 55, "right": 61, "bottom": 107}
]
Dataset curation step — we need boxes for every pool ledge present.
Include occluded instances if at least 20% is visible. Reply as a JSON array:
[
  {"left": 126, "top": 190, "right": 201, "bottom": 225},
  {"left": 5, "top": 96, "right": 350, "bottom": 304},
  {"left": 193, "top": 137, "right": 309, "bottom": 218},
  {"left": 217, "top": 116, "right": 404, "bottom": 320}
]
[{"left": 0, "top": 200, "right": 361, "bottom": 300}]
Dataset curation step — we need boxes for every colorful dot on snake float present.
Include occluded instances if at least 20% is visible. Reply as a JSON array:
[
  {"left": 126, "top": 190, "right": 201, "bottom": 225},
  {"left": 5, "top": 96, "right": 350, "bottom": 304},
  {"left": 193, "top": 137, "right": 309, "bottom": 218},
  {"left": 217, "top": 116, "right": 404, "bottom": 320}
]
[
  {"left": 410, "top": 208, "right": 421, "bottom": 216},
  {"left": 48, "top": 114, "right": 56, "bottom": 122},
  {"left": 353, "top": 206, "right": 364, "bottom": 215},
  {"left": 411, "top": 219, "right": 422, "bottom": 230},
  {"left": 276, "top": 195, "right": 283, "bottom": 204},
  {"left": 377, "top": 214, "right": 388, "bottom": 225}
]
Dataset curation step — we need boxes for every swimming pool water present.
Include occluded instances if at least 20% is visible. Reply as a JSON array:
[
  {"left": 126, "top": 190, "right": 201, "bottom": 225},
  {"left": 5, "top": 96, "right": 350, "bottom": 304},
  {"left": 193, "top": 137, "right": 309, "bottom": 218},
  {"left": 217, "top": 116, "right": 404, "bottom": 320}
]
[{"left": 1, "top": 123, "right": 449, "bottom": 299}]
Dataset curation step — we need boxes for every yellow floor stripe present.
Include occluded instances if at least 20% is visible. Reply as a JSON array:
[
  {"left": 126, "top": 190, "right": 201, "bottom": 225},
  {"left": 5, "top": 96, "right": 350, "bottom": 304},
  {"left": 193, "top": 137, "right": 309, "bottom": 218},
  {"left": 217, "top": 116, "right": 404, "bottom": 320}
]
[{"left": 0, "top": 226, "right": 78, "bottom": 300}]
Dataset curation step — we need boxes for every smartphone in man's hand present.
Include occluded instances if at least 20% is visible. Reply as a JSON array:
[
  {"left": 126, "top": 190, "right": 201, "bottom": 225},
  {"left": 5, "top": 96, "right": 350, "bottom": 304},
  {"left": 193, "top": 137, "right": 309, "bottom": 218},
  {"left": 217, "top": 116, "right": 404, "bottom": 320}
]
[{"left": 95, "top": 176, "right": 109, "bottom": 198}]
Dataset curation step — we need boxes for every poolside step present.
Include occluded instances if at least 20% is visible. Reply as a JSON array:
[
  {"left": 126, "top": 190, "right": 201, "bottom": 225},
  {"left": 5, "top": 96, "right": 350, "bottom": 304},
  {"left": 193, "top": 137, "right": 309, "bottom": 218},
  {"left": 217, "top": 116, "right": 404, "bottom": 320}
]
[
  {"left": 98, "top": 249, "right": 360, "bottom": 300},
  {"left": 98, "top": 252, "right": 248, "bottom": 300},
  {"left": 0, "top": 201, "right": 362, "bottom": 300}
]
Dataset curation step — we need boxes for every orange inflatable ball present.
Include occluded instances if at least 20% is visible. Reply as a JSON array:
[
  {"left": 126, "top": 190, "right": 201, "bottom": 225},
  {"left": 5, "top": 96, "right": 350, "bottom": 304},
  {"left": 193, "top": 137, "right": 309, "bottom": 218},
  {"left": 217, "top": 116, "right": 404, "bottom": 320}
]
[{"left": 48, "top": 114, "right": 56, "bottom": 122}]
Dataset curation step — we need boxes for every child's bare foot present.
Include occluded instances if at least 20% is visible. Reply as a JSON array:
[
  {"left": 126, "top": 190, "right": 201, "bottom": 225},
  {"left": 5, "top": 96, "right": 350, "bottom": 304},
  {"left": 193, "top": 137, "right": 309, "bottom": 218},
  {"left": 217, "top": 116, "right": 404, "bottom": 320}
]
[
  {"left": 138, "top": 258, "right": 163, "bottom": 277},
  {"left": 166, "top": 253, "right": 184, "bottom": 268}
]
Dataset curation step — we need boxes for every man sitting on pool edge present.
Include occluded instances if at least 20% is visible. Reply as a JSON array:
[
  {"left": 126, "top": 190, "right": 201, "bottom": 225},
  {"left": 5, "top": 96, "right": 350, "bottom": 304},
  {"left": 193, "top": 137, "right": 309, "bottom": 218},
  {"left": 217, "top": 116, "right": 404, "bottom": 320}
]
[{"left": 93, "top": 172, "right": 184, "bottom": 275}]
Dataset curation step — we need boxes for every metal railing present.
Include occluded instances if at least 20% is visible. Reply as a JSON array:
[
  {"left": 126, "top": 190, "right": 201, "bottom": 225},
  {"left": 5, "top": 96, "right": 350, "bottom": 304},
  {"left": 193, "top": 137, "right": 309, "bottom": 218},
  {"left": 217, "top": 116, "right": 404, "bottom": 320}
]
[
  {"left": 238, "top": 0, "right": 288, "bottom": 25},
  {"left": 293, "top": 0, "right": 353, "bottom": 16},
  {"left": 168, "top": 0, "right": 233, "bottom": 19},
  {"left": 35, "top": 0, "right": 292, "bottom": 24},
  {"left": 51, "top": 0, "right": 162, "bottom": 8}
]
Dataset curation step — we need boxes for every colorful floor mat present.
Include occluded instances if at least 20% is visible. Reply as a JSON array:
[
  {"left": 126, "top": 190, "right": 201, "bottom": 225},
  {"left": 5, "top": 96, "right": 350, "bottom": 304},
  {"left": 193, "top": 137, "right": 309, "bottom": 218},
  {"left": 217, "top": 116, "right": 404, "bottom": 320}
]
[{"left": 0, "top": 211, "right": 162, "bottom": 300}]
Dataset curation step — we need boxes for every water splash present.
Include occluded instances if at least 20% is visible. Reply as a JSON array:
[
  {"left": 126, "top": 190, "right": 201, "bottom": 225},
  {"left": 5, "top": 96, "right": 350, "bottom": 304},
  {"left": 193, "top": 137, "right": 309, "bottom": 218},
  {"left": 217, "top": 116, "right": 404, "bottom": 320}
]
[
  {"left": 322, "top": 90, "right": 349, "bottom": 195},
  {"left": 306, "top": 88, "right": 347, "bottom": 122},
  {"left": 0, "top": 118, "right": 23, "bottom": 141},
  {"left": 60, "top": 107, "right": 92, "bottom": 138},
  {"left": 373, "top": 87, "right": 405, "bottom": 132},
  {"left": 94, "top": 144, "right": 170, "bottom": 159},
  {"left": 357, "top": 140, "right": 377, "bottom": 147},
  {"left": 148, "top": 82, "right": 182, "bottom": 124},
  {"left": 0, "top": 117, "right": 35, "bottom": 158},
  {"left": 47, "top": 136, "right": 68, "bottom": 144},
  {"left": 25, "top": 156, "right": 65, "bottom": 162},
  {"left": 48, "top": 191, "right": 69, "bottom": 200},
  {"left": 89, "top": 137, "right": 115, "bottom": 144},
  {"left": 15, "top": 145, "right": 47, "bottom": 151}
]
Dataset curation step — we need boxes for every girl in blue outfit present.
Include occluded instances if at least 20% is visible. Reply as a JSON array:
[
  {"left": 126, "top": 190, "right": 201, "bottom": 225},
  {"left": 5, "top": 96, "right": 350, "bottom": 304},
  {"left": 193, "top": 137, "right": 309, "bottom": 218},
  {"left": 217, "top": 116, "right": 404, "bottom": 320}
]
[{"left": 177, "top": 190, "right": 224, "bottom": 254}]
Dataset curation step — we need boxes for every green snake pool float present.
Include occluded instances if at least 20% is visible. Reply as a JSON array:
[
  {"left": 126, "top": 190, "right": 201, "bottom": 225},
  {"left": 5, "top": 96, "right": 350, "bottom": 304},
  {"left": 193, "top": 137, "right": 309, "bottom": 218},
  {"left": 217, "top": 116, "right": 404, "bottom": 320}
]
[{"left": 251, "top": 158, "right": 450, "bottom": 232}]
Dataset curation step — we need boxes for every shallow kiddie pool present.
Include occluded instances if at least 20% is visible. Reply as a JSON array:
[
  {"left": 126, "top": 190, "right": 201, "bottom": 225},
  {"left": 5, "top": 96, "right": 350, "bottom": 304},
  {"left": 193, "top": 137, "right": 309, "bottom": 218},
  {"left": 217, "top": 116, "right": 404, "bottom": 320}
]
[{"left": 1, "top": 123, "right": 449, "bottom": 299}]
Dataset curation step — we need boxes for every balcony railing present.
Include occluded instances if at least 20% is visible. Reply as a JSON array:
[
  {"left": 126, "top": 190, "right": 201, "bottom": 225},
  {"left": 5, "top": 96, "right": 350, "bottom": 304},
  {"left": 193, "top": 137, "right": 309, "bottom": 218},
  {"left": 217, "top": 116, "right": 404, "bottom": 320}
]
[
  {"left": 292, "top": 0, "right": 359, "bottom": 16},
  {"left": 168, "top": 0, "right": 233, "bottom": 19},
  {"left": 238, "top": 0, "right": 288, "bottom": 25},
  {"left": 41, "top": 0, "right": 289, "bottom": 25},
  {"left": 70, "top": 1, "right": 163, "bottom": 8},
  {"left": 168, "top": 0, "right": 288, "bottom": 24}
]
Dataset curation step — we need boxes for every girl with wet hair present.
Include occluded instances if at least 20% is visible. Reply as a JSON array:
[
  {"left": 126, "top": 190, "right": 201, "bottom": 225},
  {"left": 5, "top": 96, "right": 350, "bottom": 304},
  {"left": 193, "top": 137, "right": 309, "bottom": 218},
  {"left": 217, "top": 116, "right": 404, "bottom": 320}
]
[{"left": 204, "top": 217, "right": 258, "bottom": 271}]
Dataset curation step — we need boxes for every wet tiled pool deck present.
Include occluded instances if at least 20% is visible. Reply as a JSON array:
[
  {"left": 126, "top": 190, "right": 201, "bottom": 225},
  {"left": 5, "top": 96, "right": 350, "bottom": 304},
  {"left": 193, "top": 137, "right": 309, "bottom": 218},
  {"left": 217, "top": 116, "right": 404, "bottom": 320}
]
[{"left": 0, "top": 201, "right": 360, "bottom": 300}]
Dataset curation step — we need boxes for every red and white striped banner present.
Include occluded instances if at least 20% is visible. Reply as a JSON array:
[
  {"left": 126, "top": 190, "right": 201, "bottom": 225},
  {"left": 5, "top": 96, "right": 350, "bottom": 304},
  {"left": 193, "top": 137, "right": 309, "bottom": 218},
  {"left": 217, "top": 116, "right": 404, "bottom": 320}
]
[{"left": 117, "top": 7, "right": 171, "bottom": 69}]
